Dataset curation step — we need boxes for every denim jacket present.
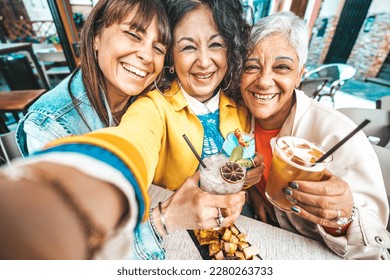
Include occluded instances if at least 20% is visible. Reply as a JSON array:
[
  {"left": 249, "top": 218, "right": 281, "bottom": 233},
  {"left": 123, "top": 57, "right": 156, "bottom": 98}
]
[
  {"left": 133, "top": 222, "right": 166, "bottom": 260},
  {"left": 16, "top": 70, "right": 106, "bottom": 156}
]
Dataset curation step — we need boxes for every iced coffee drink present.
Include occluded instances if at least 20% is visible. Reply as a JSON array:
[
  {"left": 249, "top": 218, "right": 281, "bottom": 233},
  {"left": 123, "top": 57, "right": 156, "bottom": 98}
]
[
  {"left": 200, "top": 153, "right": 246, "bottom": 195},
  {"left": 265, "top": 136, "right": 332, "bottom": 212}
]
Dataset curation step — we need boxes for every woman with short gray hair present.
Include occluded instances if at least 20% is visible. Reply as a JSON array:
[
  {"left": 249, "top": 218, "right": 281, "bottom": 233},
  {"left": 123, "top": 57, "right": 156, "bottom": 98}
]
[{"left": 243, "top": 11, "right": 389, "bottom": 259}]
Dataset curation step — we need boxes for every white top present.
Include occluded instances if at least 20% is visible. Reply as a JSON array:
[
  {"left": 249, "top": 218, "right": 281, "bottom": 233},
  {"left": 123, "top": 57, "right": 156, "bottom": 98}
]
[{"left": 181, "top": 87, "right": 220, "bottom": 115}]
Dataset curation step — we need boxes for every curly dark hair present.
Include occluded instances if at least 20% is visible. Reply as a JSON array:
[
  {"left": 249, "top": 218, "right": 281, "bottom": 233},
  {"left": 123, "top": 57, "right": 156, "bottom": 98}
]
[{"left": 161, "top": 0, "right": 251, "bottom": 104}]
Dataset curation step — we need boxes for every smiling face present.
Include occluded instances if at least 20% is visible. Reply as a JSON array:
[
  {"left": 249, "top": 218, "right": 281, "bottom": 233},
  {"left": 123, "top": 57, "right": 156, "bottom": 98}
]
[
  {"left": 172, "top": 6, "right": 228, "bottom": 102},
  {"left": 94, "top": 12, "right": 167, "bottom": 99},
  {"left": 241, "top": 33, "right": 304, "bottom": 130}
]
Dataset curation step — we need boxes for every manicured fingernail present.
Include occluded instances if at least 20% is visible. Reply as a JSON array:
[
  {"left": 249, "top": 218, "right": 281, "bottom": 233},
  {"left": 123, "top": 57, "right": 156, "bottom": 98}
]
[
  {"left": 287, "top": 196, "right": 298, "bottom": 204},
  {"left": 288, "top": 182, "right": 299, "bottom": 189},
  {"left": 282, "top": 187, "right": 292, "bottom": 196},
  {"left": 291, "top": 206, "right": 300, "bottom": 213}
]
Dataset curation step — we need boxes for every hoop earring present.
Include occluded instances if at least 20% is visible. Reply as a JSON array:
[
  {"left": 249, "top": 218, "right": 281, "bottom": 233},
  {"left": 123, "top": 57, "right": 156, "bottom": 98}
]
[
  {"left": 154, "top": 78, "right": 182, "bottom": 97},
  {"left": 154, "top": 77, "right": 164, "bottom": 95},
  {"left": 221, "top": 73, "right": 232, "bottom": 91},
  {"left": 153, "top": 66, "right": 177, "bottom": 96},
  {"left": 163, "top": 79, "right": 181, "bottom": 97}
]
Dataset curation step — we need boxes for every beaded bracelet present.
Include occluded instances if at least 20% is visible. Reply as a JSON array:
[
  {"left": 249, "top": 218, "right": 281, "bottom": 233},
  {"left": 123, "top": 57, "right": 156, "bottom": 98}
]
[
  {"left": 158, "top": 202, "right": 169, "bottom": 235},
  {"left": 149, "top": 207, "right": 163, "bottom": 243}
]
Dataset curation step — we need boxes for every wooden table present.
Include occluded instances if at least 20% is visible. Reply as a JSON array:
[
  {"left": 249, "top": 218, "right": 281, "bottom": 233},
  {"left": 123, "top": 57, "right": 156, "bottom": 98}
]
[
  {"left": 0, "top": 89, "right": 46, "bottom": 133},
  {"left": 149, "top": 185, "right": 343, "bottom": 260},
  {"left": 0, "top": 43, "right": 50, "bottom": 90}
]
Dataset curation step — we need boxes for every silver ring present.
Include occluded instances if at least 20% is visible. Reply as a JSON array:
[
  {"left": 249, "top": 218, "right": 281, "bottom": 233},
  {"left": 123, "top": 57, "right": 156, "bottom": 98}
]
[
  {"left": 331, "top": 209, "right": 350, "bottom": 226},
  {"left": 216, "top": 208, "right": 224, "bottom": 227},
  {"left": 332, "top": 209, "right": 341, "bottom": 221}
]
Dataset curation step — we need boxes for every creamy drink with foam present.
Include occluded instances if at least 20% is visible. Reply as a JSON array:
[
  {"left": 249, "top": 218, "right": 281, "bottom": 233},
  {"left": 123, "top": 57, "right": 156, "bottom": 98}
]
[{"left": 265, "top": 136, "right": 332, "bottom": 212}]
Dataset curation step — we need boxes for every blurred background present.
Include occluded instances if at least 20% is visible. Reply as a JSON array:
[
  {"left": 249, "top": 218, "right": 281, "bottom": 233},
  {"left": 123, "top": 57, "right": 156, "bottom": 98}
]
[{"left": 0, "top": 0, "right": 389, "bottom": 131}]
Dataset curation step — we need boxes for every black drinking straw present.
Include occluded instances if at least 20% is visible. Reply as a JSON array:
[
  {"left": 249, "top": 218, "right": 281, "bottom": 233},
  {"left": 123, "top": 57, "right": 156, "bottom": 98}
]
[
  {"left": 316, "top": 119, "right": 371, "bottom": 163},
  {"left": 183, "top": 134, "right": 207, "bottom": 168}
]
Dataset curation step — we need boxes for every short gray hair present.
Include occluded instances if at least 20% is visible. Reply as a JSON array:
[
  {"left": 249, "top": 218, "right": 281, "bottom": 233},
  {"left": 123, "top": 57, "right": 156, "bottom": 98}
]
[{"left": 250, "top": 11, "right": 308, "bottom": 70}]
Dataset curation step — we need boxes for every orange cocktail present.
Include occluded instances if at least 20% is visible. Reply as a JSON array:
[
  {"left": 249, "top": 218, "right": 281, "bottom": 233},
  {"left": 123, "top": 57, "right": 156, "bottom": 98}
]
[{"left": 265, "top": 136, "right": 332, "bottom": 212}]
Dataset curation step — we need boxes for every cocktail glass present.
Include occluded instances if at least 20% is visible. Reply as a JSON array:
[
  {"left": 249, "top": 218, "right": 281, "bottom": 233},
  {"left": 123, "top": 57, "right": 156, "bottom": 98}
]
[
  {"left": 199, "top": 153, "right": 246, "bottom": 195},
  {"left": 265, "top": 136, "right": 332, "bottom": 212}
]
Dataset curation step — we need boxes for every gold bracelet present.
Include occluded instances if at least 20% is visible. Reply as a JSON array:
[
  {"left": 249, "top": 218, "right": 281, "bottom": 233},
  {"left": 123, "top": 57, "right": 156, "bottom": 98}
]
[{"left": 158, "top": 202, "right": 169, "bottom": 235}]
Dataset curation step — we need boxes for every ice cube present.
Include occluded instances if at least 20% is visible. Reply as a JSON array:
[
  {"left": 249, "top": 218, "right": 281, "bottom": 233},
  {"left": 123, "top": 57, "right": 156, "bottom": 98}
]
[
  {"left": 296, "top": 143, "right": 311, "bottom": 149},
  {"left": 308, "top": 147, "right": 324, "bottom": 160}
]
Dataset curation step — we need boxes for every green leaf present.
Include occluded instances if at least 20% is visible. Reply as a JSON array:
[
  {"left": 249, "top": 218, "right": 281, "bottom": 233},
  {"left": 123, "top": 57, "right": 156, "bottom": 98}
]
[
  {"left": 236, "top": 158, "right": 253, "bottom": 168},
  {"left": 230, "top": 145, "right": 243, "bottom": 162}
]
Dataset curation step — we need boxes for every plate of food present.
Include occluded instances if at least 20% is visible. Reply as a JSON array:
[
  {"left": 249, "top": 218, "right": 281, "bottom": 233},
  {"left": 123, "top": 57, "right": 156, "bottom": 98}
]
[{"left": 190, "top": 224, "right": 262, "bottom": 260}]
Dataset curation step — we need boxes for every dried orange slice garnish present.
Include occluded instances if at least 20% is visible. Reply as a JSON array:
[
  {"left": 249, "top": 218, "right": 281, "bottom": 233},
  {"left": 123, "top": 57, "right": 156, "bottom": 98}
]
[{"left": 220, "top": 161, "right": 246, "bottom": 183}]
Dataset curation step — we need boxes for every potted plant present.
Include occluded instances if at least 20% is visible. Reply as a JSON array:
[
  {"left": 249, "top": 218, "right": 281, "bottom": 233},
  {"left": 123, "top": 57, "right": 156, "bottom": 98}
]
[{"left": 48, "top": 35, "right": 62, "bottom": 51}]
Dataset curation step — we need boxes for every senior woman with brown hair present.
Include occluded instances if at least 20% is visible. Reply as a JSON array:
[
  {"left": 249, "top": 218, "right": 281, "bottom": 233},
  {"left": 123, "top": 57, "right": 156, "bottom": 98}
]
[{"left": 242, "top": 11, "right": 389, "bottom": 259}]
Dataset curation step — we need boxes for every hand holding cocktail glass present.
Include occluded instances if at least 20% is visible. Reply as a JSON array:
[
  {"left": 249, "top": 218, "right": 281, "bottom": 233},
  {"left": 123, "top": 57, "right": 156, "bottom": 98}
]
[
  {"left": 199, "top": 129, "right": 257, "bottom": 196},
  {"left": 265, "top": 120, "right": 370, "bottom": 231},
  {"left": 265, "top": 136, "right": 333, "bottom": 212},
  {"left": 183, "top": 130, "right": 258, "bottom": 228}
]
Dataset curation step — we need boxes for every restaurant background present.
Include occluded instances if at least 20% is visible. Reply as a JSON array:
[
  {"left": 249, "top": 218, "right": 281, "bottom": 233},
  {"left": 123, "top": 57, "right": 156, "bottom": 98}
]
[
  {"left": 0, "top": 0, "right": 389, "bottom": 88},
  {"left": 0, "top": 0, "right": 389, "bottom": 150}
]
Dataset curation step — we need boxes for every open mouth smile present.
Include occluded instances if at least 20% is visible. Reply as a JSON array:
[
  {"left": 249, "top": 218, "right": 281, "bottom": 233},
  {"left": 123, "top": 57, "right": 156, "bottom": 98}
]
[
  {"left": 122, "top": 63, "right": 147, "bottom": 78},
  {"left": 192, "top": 72, "right": 214, "bottom": 79},
  {"left": 252, "top": 92, "right": 278, "bottom": 102}
]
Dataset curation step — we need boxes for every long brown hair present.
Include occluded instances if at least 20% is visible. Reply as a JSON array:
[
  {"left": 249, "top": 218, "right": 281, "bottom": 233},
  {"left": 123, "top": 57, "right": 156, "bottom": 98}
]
[{"left": 68, "top": 0, "right": 171, "bottom": 129}]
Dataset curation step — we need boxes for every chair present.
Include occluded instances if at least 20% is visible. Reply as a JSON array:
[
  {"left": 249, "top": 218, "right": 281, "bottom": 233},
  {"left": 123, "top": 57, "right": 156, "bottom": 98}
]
[
  {"left": 337, "top": 107, "right": 390, "bottom": 148},
  {"left": 35, "top": 46, "right": 70, "bottom": 87},
  {"left": 303, "top": 63, "right": 357, "bottom": 107},
  {"left": 372, "top": 145, "right": 390, "bottom": 232},
  {"left": 298, "top": 77, "right": 330, "bottom": 98},
  {"left": 376, "top": 96, "right": 390, "bottom": 110},
  {"left": 0, "top": 131, "right": 22, "bottom": 166}
]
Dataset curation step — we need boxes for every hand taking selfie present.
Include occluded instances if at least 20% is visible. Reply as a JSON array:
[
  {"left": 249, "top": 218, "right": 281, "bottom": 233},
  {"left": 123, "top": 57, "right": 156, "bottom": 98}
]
[{"left": 0, "top": 162, "right": 129, "bottom": 260}]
